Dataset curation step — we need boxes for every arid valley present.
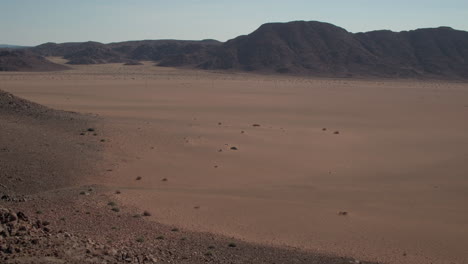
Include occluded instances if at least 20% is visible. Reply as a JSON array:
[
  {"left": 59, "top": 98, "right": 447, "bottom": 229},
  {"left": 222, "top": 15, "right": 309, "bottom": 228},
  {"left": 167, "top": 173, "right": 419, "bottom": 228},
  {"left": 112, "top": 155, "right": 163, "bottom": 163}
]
[{"left": 1, "top": 60, "right": 467, "bottom": 264}]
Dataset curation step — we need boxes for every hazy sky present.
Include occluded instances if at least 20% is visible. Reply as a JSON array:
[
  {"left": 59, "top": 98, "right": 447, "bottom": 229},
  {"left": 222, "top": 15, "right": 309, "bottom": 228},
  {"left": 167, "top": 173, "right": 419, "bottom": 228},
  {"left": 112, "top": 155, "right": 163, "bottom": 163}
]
[{"left": 1, "top": 0, "right": 467, "bottom": 46}]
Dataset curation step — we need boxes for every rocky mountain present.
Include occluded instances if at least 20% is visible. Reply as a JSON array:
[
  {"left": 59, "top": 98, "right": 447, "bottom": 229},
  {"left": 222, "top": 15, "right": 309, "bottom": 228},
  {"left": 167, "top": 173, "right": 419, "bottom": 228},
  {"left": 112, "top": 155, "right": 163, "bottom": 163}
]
[
  {"left": 24, "top": 21, "right": 468, "bottom": 78},
  {"left": 31, "top": 39, "right": 221, "bottom": 65},
  {"left": 198, "top": 21, "right": 468, "bottom": 78},
  {"left": 0, "top": 50, "right": 69, "bottom": 72}
]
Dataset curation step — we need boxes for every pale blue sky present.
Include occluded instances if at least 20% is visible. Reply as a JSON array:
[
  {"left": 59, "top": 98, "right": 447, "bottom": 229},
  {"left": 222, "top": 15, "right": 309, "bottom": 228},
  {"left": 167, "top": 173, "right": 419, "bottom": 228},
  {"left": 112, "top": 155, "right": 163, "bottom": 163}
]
[{"left": 1, "top": 0, "right": 467, "bottom": 46}]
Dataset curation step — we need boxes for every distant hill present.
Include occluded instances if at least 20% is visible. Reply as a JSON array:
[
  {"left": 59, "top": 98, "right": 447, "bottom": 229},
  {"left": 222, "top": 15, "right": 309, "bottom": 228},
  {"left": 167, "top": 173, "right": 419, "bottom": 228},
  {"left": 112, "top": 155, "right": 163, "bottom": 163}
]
[
  {"left": 0, "top": 44, "right": 30, "bottom": 49},
  {"left": 0, "top": 50, "right": 69, "bottom": 72},
  {"left": 197, "top": 21, "right": 468, "bottom": 78},
  {"left": 23, "top": 21, "right": 468, "bottom": 78},
  {"left": 31, "top": 39, "right": 221, "bottom": 65}
]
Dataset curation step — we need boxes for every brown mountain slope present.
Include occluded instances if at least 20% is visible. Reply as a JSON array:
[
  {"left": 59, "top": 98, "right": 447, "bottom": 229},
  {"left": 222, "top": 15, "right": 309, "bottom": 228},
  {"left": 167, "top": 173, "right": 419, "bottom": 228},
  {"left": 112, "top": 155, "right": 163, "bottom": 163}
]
[
  {"left": 197, "top": 21, "right": 468, "bottom": 78},
  {"left": 31, "top": 40, "right": 221, "bottom": 65},
  {"left": 0, "top": 50, "right": 69, "bottom": 72},
  {"left": 25, "top": 21, "right": 468, "bottom": 78}
]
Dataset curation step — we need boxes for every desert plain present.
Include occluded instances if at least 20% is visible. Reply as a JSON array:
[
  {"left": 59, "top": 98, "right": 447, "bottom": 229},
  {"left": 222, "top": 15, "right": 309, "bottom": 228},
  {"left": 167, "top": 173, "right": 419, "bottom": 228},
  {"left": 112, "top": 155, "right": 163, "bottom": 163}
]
[{"left": 1, "top": 60, "right": 468, "bottom": 264}]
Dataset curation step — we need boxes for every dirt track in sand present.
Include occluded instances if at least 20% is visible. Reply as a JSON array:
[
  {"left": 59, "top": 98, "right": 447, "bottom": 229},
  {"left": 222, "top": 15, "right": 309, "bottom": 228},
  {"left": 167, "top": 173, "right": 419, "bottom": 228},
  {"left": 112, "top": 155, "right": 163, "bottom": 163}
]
[{"left": 1, "top": 60, "right": 468, "bottom": 264}]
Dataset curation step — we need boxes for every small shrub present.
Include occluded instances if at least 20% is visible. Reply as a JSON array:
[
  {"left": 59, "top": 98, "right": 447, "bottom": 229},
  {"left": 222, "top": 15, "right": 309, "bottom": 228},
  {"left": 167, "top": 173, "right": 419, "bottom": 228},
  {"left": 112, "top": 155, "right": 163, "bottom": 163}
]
[
  {"left": 87, "top": 128, "right": 95, "bottom": 132},
  {"left": 136, "top": 176, "right": 142, "bottom": 181},
  {"left": 143, "top": 211, "right": 151, "bottom": 216},
  {"left": 156, "top": 236, "right": 164, "bottom": 240},
  {"left": 228, "top": 243, "right": 237, "bottom": 248},
  {"left": 136, "top": 237, "right": 144, "bottom": 243},
  {"left": 171, "top": 228, "right": 179, "bottom": 232},
  {"left": 107, "top": 202, "right": 116, "bottom": 206},
  {"left": 111, "top": 207, "right": 120, "bottom": 212}
]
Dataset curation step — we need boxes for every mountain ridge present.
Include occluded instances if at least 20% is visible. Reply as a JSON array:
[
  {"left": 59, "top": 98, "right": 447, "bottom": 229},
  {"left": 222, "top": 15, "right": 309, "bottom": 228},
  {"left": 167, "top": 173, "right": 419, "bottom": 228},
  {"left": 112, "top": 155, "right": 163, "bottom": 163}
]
[{"left": 9, "top": 21, "right": 468, "bottom": 78}]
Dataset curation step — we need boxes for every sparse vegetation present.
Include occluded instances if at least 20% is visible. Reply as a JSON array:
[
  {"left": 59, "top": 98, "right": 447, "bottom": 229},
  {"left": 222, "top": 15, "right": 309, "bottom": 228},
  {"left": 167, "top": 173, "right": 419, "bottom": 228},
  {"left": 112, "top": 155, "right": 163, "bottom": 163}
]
[
  {"left": 136, "top": 237, "right": 144, "bottom": 243},
  {"left": 156, "top": 235, "right": 164, "bottom": 240},
  {"left": 107, "top": 201, "right": 116, "bottom": 206},
  {"left": 228, "top": 243, "right": 237, "bottom": 248},
  {"left": 111, "top": 207, "right": 120, "bottom": 212},
  {"left": 143, "top": 211, "right": 151, "bottom": 216}
]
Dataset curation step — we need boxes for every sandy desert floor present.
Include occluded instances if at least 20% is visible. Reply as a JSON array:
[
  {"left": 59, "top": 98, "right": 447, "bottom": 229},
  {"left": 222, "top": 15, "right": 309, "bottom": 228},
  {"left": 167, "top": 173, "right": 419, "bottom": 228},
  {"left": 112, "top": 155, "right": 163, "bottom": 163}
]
[{"left": 1, "top": 61, "right": 467, "bottom": 264}]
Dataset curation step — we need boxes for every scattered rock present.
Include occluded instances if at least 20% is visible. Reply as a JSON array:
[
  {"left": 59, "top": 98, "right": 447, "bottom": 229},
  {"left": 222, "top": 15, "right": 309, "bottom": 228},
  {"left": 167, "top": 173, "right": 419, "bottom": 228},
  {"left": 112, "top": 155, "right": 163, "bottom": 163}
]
[
  {"left": 161, "top": 178, "right": 168, "bottom": 182},
  {"left": 136, "top": 176, "right": 142, "bottom": 181},
  {"left": 338, "top": 211, "right": 348, "bottom": 216},
  {"left": 334, "top": 131, "right": 340, "bottom": 134},
  {"left": 252, "top": 124, "right": 261, "bottom": 127},
  {"left": 230, "top": 147, "right": 238, "bottom": 150}
]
